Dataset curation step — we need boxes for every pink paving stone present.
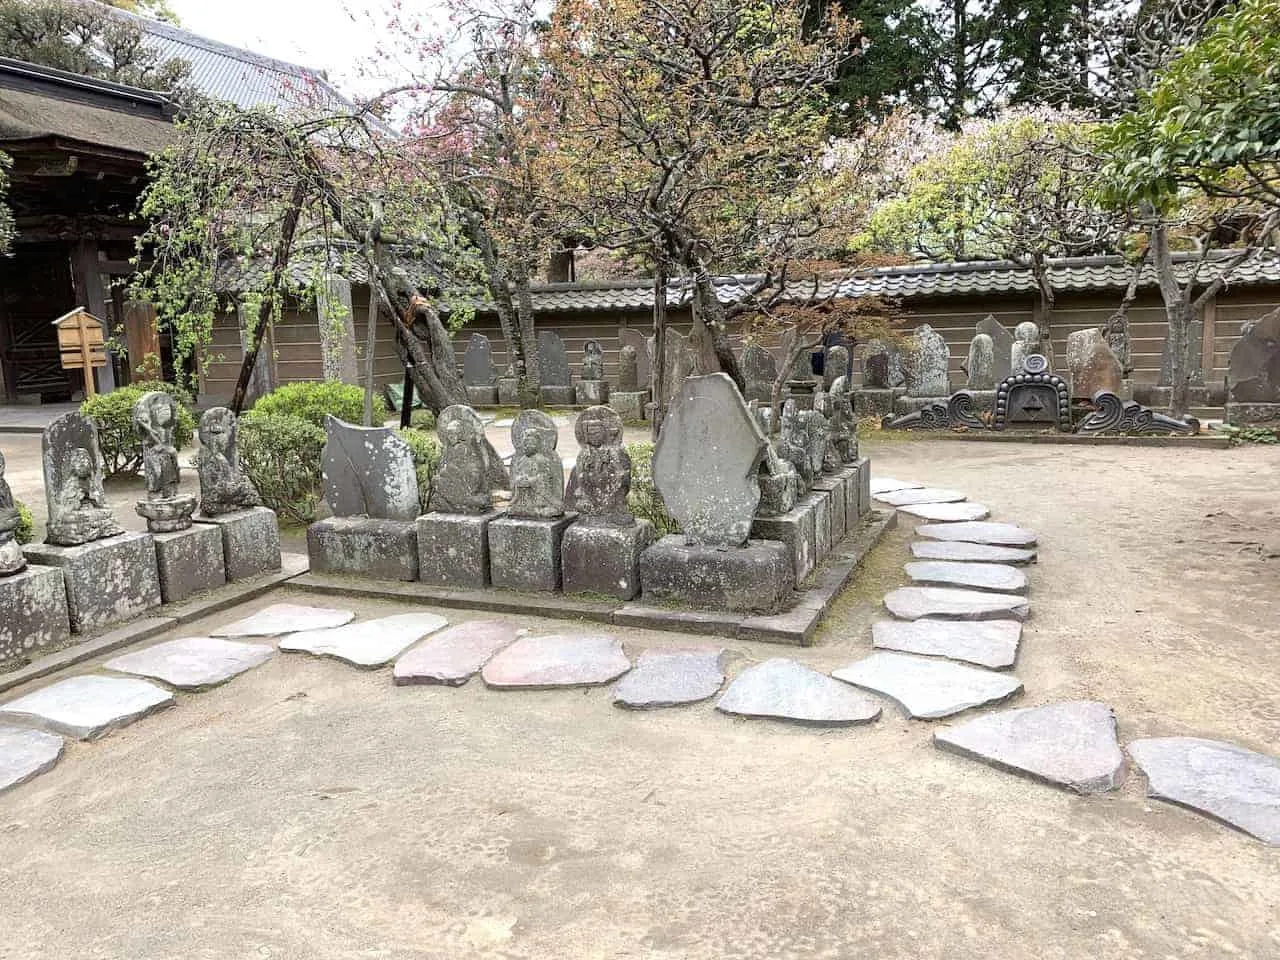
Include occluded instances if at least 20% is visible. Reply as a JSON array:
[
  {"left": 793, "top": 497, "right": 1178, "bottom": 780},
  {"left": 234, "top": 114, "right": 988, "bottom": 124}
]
[{"left": 394, "top": 620, "right": 523, "bottom": 686}]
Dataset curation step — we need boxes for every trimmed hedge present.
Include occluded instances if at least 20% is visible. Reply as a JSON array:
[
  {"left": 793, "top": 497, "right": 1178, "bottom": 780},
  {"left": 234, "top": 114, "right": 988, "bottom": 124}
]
[{"left": 249, "top": 381, "right": 386, "bottom": 427}]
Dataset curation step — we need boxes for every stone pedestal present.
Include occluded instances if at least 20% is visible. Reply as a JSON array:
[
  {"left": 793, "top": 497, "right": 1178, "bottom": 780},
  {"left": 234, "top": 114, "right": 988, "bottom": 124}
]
[
  {"left": 307, "top": 517, "right": 419, "bottom": 581},
  {"left": 488, "top": 513, "right": 577, "bottom": 592},
  {"left": 608, "top": 391, "right": 648, "bottom": 422},
  {"left": 417, "top": 510, "right": 503, "bottom": 587},
  {"left": 1227, "top": 402, "right": 1280, "bottom": 425},
  {"left": 639, "top": 536, "right": 794, "bottom": 614},
  {"left": 854, "top": 389, "right": 898, "bottom": 420},
  {"left": 892, "top": 392, "right": 995, "bottom": 417},
  {"left": 800, "top": 491, "right": 833, "bottom": 562},
  {"left": 787, "top": 380, "right": 817, "bottom": 412},
  {"left": 575, "top": 380, "right": 609, "bottom": 406},
  {"left": 562, "top": 520, "right": 654, "bottom": 600},
  {"left": 856, "top": 457, "right": 871, "bottom": 516},
  {"left": 751, "top": 500, "right": 817, "bottom": 584},
  {"left": 194, "top": 507, "right": 282, "bottom": 581},
  {"left": 466, "top": 385, "right": 499, "bottom": 406},
  {"left": 154, "top": 524, "right": 226, "bottom": 603},
  {"left": 0, "top": 565, "right": 70, "bottom": 663},
  {"left": 497, "top": 378, "right": 520, "bottom": 406},
  {"left": 540, "top": 385, "right": 575, "bottom": 406},
  {"left": 838, "top": 465, "right": 861, "bottom": 532},
  {"left": 811, "top": 476, "right": 847, "bottom": 544},
  {"left": 24, "top": 532, "right": 160, "bottom": 634}
]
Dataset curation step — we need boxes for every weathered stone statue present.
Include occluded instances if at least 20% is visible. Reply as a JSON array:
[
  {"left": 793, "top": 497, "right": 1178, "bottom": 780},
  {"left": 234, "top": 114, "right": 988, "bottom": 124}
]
[
  {"left": 965, "top": 333, "right": 997, "bottom": 389},
  {"left": 756, "top": 443, "right": 798, "bottom": 517},
  {"left": 828, "top": 375, "right": 858, "bottom": 463},
  {"left": 775, "top": 400, "right": 814, "bottom": 492},
  {"left": 1103, "top": 311, "right": 1133, "bottom": 376},
  {"left": 0, "top": 451, "right": 25, "bottom": 575},
  {"left": 799, "top": 405, "right": 831, "bottom": 476},
  {"left": 618, "top": 344, "right": 639, "bottom": 392},
  {"left": 42, "top": 412, "right": 122, "bottom": 546},
  {"left": 133, "top": 391, "right": 197, "bottom": 533},
  {"left": 823, "top": 344, "right": 850, "bottom": 391},
  {"left": 812, "top": 389, "right": 842, "bottom": 473},
  {"left": 508, "top": 409, "right": 565, "bottom": 518},
  {"left": 566, "top": 406, "right": 632, "bottom": 526},
  {"left": 428, "top": 405, "right": 495, "bottom": 514},
  {"left": 903, "top": 324, "right": 950, "bottom": 397},
  {"left": 1011, "top": 321, "right": 1042, "bottom": 374},
  {"left": 582, "top": 339, "right": 605, "bottom": 382},
  {"left": 196, "top": 407, "right": 260, "bottom": 517}
]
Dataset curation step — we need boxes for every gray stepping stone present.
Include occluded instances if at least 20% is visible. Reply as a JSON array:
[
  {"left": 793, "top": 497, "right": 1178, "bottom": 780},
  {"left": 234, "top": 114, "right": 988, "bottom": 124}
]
[
  {"left": 212, "top": 603, "right": 355, "bottom": 638},
  {"left": 884, "top": 586, "right": 1029, "bottom": 621},
  {"left": 0, "top": 676, "right": 174, "bottom": 741},
  {"left": 870, "top": 477, "right": 923, "bottom": 495},
  {"left": 872, "top": 619, "right": 1022, "bottom": 669},
  {"left": 904, "top": 560, "right": 1028, "bottom": 594},
  {"left": 482, "top": 635, "right": 631, "bottom": 689},
  {"left": 897, "top": 502, "right": 990, "bottom": 522},
  {"left": 911, "top": 540, "right": 1037, "bottom": 565},
  {"left": 280, "top": 612, "right": 448, "bottom": 668},
  {"left": 916, "top": 522, "right": 1037, "bottom": 547},
  {"left": 393, "top": 619, "right": 522, "bottom": 686},
  {"left": 0, "top": 726, "right": 64, "bottom": 795},
  {"left": 933, "top": 700, "right": 1125, "bottom": 794},
  {"left": 875, "top": 487, "right": 967, "bottom": 506},
  {"left": 716, "top": 658, "right": 881, "bottom": 727},
  {"left": 833, "top": 652, "right": 1022, "bottom": 719},
  {"left": 105, "top": 637, "right": 275, "bottom": 690},
  {"left": 1129, "top": 737, "right": 1280, "bottom": 845},
  {"left": 612, "top": 648, "right": 726, "bottom": 709}
]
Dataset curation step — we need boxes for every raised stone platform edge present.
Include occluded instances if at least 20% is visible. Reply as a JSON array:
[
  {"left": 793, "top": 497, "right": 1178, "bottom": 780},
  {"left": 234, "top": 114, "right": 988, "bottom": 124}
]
[{"left": 879, "top": 433, "right": 1229, "bottom": 449}]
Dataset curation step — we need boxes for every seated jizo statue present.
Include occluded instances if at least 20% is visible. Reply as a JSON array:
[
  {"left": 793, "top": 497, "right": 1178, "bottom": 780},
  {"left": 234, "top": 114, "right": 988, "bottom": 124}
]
[
  {"left": 428, "top": 405, "right": 497, "bottom": 514},
  {"left": 508, "top": 410, "right": 565, "bottom": 518},
  {"left": 43, "top": 411, "right": 124, "bottom": 546},
  {"left": 0, "top": 450, "right": 26, "bottom": 575},
  {"left": 134, "top": 391, "right": 197, "bottom": 533},
  {"left": 196, "top": 407, "right": 260, "bottom": 517},
  {"left": 566, "top": 406, "right": 632, "bottom": 526}
]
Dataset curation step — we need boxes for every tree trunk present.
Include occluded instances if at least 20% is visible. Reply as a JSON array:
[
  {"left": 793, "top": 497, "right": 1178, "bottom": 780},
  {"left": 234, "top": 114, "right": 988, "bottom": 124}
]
[
  {"left": 1150, "top": 220, "right": 1194, "bottom": 419},
  {"left": 362, "top": 234, "right": 381, "bottom": 427},
  {"left": 368, "top": 274, "right": 467, "bottom": 415},
  {"left": 510, "top": 256, "right": 542, "bottom": 408},
  {"left": 690, "top": 261, "right": 745, "bottom": 392},
  {"left": 463, "top": 212, "right": 539, "bottom": 406},
  {"left": 651, "top": 260, "right": 668, "bottom": 441},
  {"left": 1030, "top": 253, "right": 1056, "bottom": 370}
]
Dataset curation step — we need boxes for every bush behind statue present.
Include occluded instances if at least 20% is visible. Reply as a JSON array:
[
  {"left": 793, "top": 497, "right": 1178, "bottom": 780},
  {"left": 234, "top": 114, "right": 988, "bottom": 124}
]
[
  {"left": 81, "top": 381, "right": 195, "bottom": 477},
  {"left": 249, "top": 381, "right": 387, "bottom": 427},
  {"left": 14, "top": 500, "right": 32, "bottom": 545},
  {"left": 625, "top": 441, "right": 679, "bottom": 536}
]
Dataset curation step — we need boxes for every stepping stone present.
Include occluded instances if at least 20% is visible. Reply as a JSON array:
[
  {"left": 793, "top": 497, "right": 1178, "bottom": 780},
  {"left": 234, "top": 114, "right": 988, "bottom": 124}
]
[
  {"left": 884, "top": 586, "right": 1029, "bottom": 622},
  {"left": 482, "top": 635, "right": 631, "bottom": 689},
  {"left": 612, "top": 648, "right": 726, "bottom": 709},
  {"left": 933, "top": 700, "right": 1125, "bottom": 794},
  {"left": 105, "top": 637, "right": 275, "bottom": 690},
  {"left": 0, "top": 676, "right": 174, "bottom": 741},
  {"left": 280, "top": 612, "right": 448, "bottom": 669},
  {"left": 875, "top": 488, "right": 967, "bottom": 507},
  {"left": 393, "top": 619, "right": 522, "bottom": 686},
  {"left": 916, "top": 522, "right": 1037, "bottom": 547},
  {"left": 212, "top": 603, "right": 355, "bottom": 638},
  {"left": 911, "top": 540, "right": 1037, "bottom": 565},
  {"left": 870, "top": 477, "right": 924, "bottom": 495},
  {"left": 716, "top": 658, "right": 881, "bottom": 727},
  {"left": 1129, "top": 737, "right": 1280, "bottom": 845},
  {"left": 904, "top": 560, "right": 1028, "bottom": 594},
  {"left": 0, "top": 726, "right": 64, "bottom": 795},
  {"left": 872, "top": 619, "right": 1022, "bottom": 669},
  {"left": 833, "top": 653, "right": 1022, "bottom": 719},
  {"left": 897, "top": 502, "right": 990, "bottom": 522}
]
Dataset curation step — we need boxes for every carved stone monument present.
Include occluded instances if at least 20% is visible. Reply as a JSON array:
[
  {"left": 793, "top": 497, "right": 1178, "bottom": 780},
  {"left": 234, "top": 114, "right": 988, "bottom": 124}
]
[
  {"left": 538, "top": 330, "right": 575, "bottom": 405},
  {"left": 619, "top": 328, "right": 652, "bottom": 389},
  {"left": 993, "top": 355, "right": 1070, "bottom": 431},
  {"left": 965, "top": 333, "right": 997, "bottom": 390},
  {"left": 610, "top": 340, "right": 648, "bottom": 421},
  {"left": 1010, "top": 322, "right": 1043, "bottom": 378},
  {"left": 575, "top": 339, "right": 609, "bottom": 405},
  {"left": 463, "top": 333, "right": 499, "bottom": 406},
  {"left": 823, "top": 344, "right": 850, "bottom": 391},
  {"left": 134, "top": 391, "right": 197, "bottom": 534},
  {"left": 903, "top": 324, "right": 950, "bottom": 397},
  {"left": 1227, "top": 307, "right": 1280, "bottom": 423},
  {"left": 774, "top": 400, "right": 814, "bottom": 493},
  {"left": 742, "top": 343, "right": 779, "bottom": 404},
  {"left": 618, "top": 344, "right": 639, "bottom": 392},
  {"left": 0, "top": 452, "right": 24, "bottom": 576},
  {"left": 1066, "top": 328, "right": 1123, "bottom": 399},
  {"left": 976, "top": 315, "right": 1014, "bottom": 383}
]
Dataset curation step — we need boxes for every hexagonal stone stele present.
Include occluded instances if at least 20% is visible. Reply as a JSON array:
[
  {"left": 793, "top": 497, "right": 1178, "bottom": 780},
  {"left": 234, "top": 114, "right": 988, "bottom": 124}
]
[
  {"left": 0, "top": 675, "right": 174, "bottom": 741},
  {"left": 212, "top": 603, "right": 355, "bottom": 638},
  {"left": 394, "top": 620, "right": 522, "bottom": 686},
  {"left": 482, "top": 635, "right": 631, "bottom": 689},
  {"left": 716, "top": 658, "right": 881, "bottom": 727},
  {"left": 832, "top": 652, "right": 1022, "bottom": 719},
  {"left": 279, "top": 612, "right": 449, "bottom": 668},
  {"left": 0, "top": 725, "right": 64, "bottom": 795},
  {"left": 106, "top": 636, "right": 274, "bottom": 690},
  {"left": 612, "top": 648, "right": 726, "bottom": 709}
]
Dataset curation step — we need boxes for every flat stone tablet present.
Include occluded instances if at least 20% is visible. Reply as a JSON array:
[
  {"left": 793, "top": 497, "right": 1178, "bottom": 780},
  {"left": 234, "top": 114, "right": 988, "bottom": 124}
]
[
  {"left": 280, "top": 612, "right": 448, "bottom": 668},
  {"left": 872, "top": 619, "right": 1022, "bottom": 669},
  {"left": 933, "top": 700, "right": 1125, "bottom": 794},
  {"left": 897, "top": 502, "right": 990, "bottom": 522},
  {"left": 393, "top": 620, "right": 521, "bottom": 686},
  {"left": 875, "top": 488, "right": 967, "bottom": 506},
  {"left": 612, "top": 648, "right": 726, "bottom": 709},
  {"left": 716, "top": 658, "right": 881, "bottom": 727},
  {"left": 106, "top": 637, "right": 275, "bottom": 690},
  {"left": 1129, "top": 737, "right": 1280, "bottom": 845},
  {"left": 0, "top": 676, "right": 174, "bottom": 741},
  {"left": 884, "top": 586, "right": 1029, "bottom": 621},
  {"left": 904, "top": 561, "right": 1028, "bottom": 594},
  {"left": 482, "top": 635, "right": 631, "bottom": 689},
  {"left": 0, "top": 726, "right": 64, "bottom": 795},
  {"left": 910, "top": 540, "right": 1037, "bottom": 565},
  {"left": 833, "top": 653, "right": 1021, "bottom": 719},
  {"left": 870, "top": 477, "right": 923, "bottom": 495},
  {"left": 212, "top": 603, "right": 355, "bottom": 638},
  {"left": 915, "top": 522, "right": 1037, "bottom": 547}
]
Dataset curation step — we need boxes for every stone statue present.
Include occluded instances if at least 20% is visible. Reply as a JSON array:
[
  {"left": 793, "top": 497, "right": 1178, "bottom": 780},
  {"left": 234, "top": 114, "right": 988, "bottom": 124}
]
[
  {"left": 823, "top": 344, "right": 850, "bottom": 391},
  {"left": 1103, "top": 311, "right": 1133, "bottom": 376},
  {"left": 508, "top": 409, "right": 565, "bottom": 518},
  {"left": 43, "top": 411, "right": 123, "bottom": 546},
  {"left": 582, "top": 339, "right": 605, "bottom": 382},
  {"left": 1011, "top": 321, "right": 1042, "bottom": 374},
  {"left": 618, "top": 344, "right": 639, "bottom": 392},
  {"left": 828, "top": 375, "right": 858, "bottom": 463},
  {"left": 196, "top": 407, "right": 260, "bottom": 517},
  {"left": 0, "top": 451, "right": 26, "bottom": 575},
  {"left": 756, "top": 444, "right": 798, "bottom": 517},
  {"left": 812, "top": 389, "right": 842, "bottom": 473},
  {"left": 428, "top": 405, "right": 496, "bottom": 514},
  {"left": 965, "top": 333, "right": 997, "bottom": 390},
  {"left": 774, "top": 400, "right": 813, "bottom": 493},
  {"left": 799, "top": 405, "right": 831, "bottom": 476},
  {"left": 566, "top": 406, "right": 632, "bottom": 526},
  {"left": 134, "top": 391, "right": 197, "bottom": 532}
]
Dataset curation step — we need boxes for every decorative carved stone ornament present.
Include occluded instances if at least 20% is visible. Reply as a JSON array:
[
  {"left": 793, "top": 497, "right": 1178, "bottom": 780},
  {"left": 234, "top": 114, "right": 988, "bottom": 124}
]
[
  {"left": 993, "top": 356, "right": 1070, "bottom": 431},
  {"left": 1076, "top": 392, "right": 1200, "bottom": 436},
  {"left": 882, "top": 392, "right": 986, "bottom": 431}
]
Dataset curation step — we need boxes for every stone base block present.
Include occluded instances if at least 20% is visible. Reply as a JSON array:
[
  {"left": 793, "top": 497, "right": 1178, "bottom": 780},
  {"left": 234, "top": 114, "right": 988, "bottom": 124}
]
[
  {"left": 608, "top": 391, "right": 648, "bottom": 421},
  {"left": 812, "top": 476, "right": 847, "bottom": 544},
  {"left": 562, "top": 520, "right": 654, "bottom": 600},
  {"left": 488, "top": 513, "right": 578, "bottom": 592},
  {"left": 801, "top": 491, "right": 833, "bottom": 562},
  {"left": 575, "top": 380, "right": 609, "bottom": 405},
  {"left": 497, "top": 378, "right": 520, "bottom": 406},
  {"left": 1227, "top": 401, "right": 1280, "bottom": 425},
  {"left": 194, "top": 507, "right": 282, "bottom": 581},
  {"left": 0, "top": 565, "right": 70, "bottom": 663},
  {"left": 24, "top": 532, "right": 160, "bottom": 634},
  {"left": 853, "top": 389, "right": 897, "bottom": 419},
  {"left": 154, "top": 524, "right": 226, "bottom": 603},
  {"left": 466, "top": 385, "right": 499, "bottom": 406},
  {"left": 1134, "top": 384, "right": 1224, "bottom": 407},
  {"left": 307, "top": 517, "right": 419, "bottom": 581},
  {"left": 838, "top": 465, "right": 861, "bottom": 532},
  {"left": 541, "top": 385, "right": 575, "bottom": 406},
  {"left": 751, "top": 501, "right": 816, "bottom": 584},
  {"left": 639, "top": 536, "right": 794, "bottom": 614},
  {"left": 856, "top": 457, "right": 871, "bottom": 517},
  {"left": 418, "top": 510, "right": 503, "bottom": 587}
]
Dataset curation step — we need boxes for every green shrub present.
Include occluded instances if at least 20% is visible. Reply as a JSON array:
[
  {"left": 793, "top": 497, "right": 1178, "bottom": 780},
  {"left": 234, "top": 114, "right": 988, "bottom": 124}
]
[
  {"left": 82, "top": 383, "right": 196, "bottom": 477},
  {"left": 249, "top": 381, "right": 386, "bottom": 428},
  {"left": 625, "top": 441, "right": 679, "bottom": 536},
  {"left": 410, "top": 408, "right": 436, "bottom": 431},
  {"left": 14, "top": 500, "right": 32, "bottom": 545},
  {"left": 238, "top": 412, "right": 327, "bottom": 524},
  {"left": 399, "top": 428, "right": 441, "bottom": 508},
  {"left": 1223, "top": 424, "right": 1279, "bottom": 444}
]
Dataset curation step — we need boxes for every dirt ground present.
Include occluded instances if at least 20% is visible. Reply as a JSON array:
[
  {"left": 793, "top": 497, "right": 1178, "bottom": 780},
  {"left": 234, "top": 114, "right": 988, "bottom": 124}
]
[{"left": 0, "top": 435, "right": 1278, "bottom": 959}]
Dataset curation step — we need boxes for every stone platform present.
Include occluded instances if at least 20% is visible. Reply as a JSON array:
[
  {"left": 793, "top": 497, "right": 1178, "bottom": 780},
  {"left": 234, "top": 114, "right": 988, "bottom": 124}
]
[
  {"left": 562, "top": 520, "right": 654, "bottom": 600},
  {"left": 24, "top": 532, "right": 161, "bottom": 634},
  {"left": 307, "top": 517, "right": 419, "bottom": 581},
  {"left": 540, "top": 385, "right": 575, "bottom": 406},
  {"left": 195, "top": 507, "right": 282, "bottom": 581},
  {"left": 575, "top": 380, "right": 609, "bottom": 405},
  {"left": 639, "top": 536, "right": 794, "bottom": 614},
  {"left": 0, "top": 565, "right": 70, "bottom": 662},
  {"left": 466, "top": 385, "right": 498, "bottom": 406},
  {"left": 417, "top": 510, "right": 503, "bottom": 587},
  {"left": 751, "top": 500, "right": 816, "bottom": 584},
  {"left": 608, "top": 391, "right": 648, "bottom": 422},
  {"left": 488, "top": 513, "right": 578, "bottom": 592},
  {"left": 154, "top": 524, "right": 226, "bottom": 603}
]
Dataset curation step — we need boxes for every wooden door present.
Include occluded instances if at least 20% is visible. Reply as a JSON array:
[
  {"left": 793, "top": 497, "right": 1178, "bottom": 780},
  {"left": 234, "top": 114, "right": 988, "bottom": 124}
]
[{"left": 123, "top": 300, "right": 161, "bottom": 382}]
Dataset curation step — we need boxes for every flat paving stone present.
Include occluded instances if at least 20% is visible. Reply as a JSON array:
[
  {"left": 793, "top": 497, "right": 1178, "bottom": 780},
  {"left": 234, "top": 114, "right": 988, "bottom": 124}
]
[
  {"left": 280, "top": 612, "right": 449, "bottom": 669},
  {"left": 904, "top": 560, "right": 1028, "bottom": 594},
  {"left": 884, "top": 586, "right": 1030, "bottom": 621},
  {"left": 612, "top": 648, "right": 726, "bottom": 709},
  {"left": 910, "top": 540, "right": 1037, "bottom": 565},
  {"left": 482, "top": 635, "right": 631, "bottom": 689},
  {"left": 716, "top": 658, "right": 881, "bottom": 727},
  {"left": 0, "top": 675, "right": 174, "bottom": 741},
  {"left": 0, "top": 725, "right": 64, "bottom": 795},
  {"left": 105, "top": 637, "right": 274, "bottom": 690},
  {"left": 933, "top": 700, "right": 1126, "bottom": 794},
  {"left": 872, "top": 619, "right": 1022, "bottom": 669},
  {"left": 870, "top": 477, "right": 924, "bottom": 495},
  {"left": 393, "top": 620, "right": 522, "bottom": 686},
  {"left": 897, "top": 501, "right": 991, "bottom": 522},
  {"left": 212, "top": 603, "right": 355, "bottom": 638},
  {"left": 915, "top": 522, "right": 1038, "bottom": 547},
  {"left": 832, "top": 652, "right": 1022, "bottom": 719},
  {"left": 1128, "top": 737, "right": 1280, "bottom": 845},
  {"left": 875, "top": 488, "right": 967, "bottom": 506}
]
